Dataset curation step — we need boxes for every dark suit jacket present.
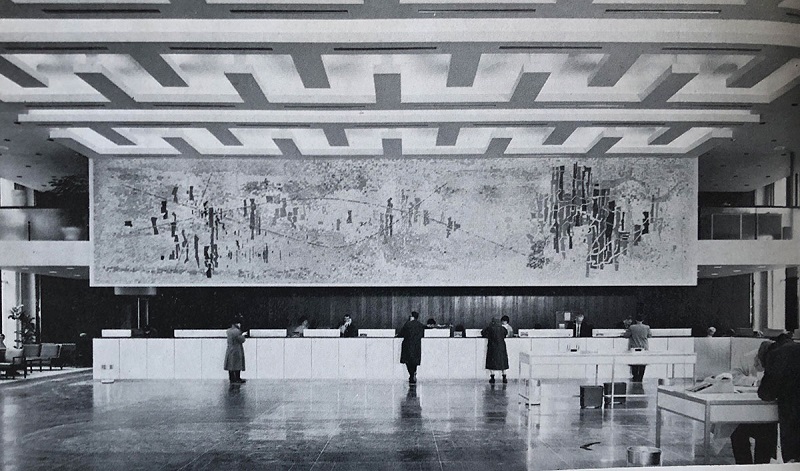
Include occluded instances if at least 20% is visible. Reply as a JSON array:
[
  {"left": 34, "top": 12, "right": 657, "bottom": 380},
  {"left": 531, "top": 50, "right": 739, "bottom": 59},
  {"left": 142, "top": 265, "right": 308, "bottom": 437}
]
[
  {"left": 566, "top": 321, "right": 593, "bottom": 338},
  {"left": 340, "top": 323, "right": 358, "bottom": 337}
]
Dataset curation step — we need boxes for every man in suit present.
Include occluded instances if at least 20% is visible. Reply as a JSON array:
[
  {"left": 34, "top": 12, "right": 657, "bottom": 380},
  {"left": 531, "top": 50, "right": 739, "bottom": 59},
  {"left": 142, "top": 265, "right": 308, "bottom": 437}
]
[
  {"left": 624, "top": 314, "right": 651, "bottom": 382},
  {"left": 224, "top": 317, "right": 247, "bottom": 384},
  {"left": 566, "top": 313, "right": 593, "bottom": 338},
  {"left": 758, "top": 333, "right": 800, "bottom": 462},
  {"left": 339, "top": 314, "right": 358, "bottom": 337},
  {"left": 399, "top": 311, "right": 425, "bottom": 384}
]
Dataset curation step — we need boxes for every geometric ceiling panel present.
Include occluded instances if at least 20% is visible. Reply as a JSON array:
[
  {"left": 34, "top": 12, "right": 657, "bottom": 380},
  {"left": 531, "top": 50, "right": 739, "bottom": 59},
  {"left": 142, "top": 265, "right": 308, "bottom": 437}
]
[
  {"left": 2, "top": 53, "right": 797, "bottom": 105},
  {"left": 49, "top": 125, "right": 732, "bottom": 156}
]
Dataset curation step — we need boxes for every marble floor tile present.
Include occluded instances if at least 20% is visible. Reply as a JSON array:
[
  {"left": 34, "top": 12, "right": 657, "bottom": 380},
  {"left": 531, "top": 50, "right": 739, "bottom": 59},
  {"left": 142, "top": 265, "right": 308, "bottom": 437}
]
[{"left": 1, "top": 373, "right": 744, "bottom": 470}]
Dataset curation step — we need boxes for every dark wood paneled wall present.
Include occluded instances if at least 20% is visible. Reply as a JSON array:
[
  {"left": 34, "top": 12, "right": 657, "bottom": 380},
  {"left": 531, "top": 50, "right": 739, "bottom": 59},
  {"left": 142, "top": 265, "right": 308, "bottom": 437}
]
[{"left": 39, "top": 277, "right": 753, "bottom": 342}]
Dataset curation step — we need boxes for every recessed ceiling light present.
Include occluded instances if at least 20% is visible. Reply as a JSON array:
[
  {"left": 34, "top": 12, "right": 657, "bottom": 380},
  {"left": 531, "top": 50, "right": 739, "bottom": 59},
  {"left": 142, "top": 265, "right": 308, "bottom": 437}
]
[
  {"left": 66, "top": 267, "right": 75, "bottom": 270},
  {"left": 758, "top": 265, "right": 767, "bottom": 268},
  {"left": 73, "top": 274, "right": 81, "bottom": 277},
  {"left": 733, "top": 269, "right": 742, "bottom": 273},
  {"left": 711, "top": 272, "right": 719, "bottom": 276},
  {"left": 713, "top": 266, "right": 722, "bottom": 269},
  {"left": 20, "top": 267, "right": 29, "bottom": 270},
  {"left": 48, "top": 271, "right": 57, "bottom": 274}
]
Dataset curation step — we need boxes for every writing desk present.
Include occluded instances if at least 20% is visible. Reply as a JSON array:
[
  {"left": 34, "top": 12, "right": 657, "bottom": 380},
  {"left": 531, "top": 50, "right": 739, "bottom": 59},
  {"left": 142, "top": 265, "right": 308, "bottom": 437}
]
[
  {"left": 656, "top": 385, "right": 778, "bottom": 463},
  {"left": 518, "top": 352, "right": 696, "bottom": 405}
]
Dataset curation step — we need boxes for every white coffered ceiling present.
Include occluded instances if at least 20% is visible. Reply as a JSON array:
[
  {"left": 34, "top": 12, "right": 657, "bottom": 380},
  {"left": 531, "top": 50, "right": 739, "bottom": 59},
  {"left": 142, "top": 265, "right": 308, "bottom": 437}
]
[{"left": 0, "top": 0, "right": 797, "bottom": 194}]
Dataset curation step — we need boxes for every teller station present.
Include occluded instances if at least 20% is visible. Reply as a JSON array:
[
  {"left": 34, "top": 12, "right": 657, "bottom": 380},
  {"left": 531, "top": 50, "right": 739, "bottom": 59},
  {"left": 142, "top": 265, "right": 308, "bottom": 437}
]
[{"left": 93, "top": 328, "right": 715, "bottom": 381}]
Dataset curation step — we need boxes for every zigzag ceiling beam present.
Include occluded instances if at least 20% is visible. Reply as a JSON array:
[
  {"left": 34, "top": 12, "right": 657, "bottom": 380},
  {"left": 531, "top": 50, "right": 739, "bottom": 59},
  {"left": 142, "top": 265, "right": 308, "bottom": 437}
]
[
  {"left": 0, "top": 19, "right": 798, "bottom": 47},
  {"left": 19, "top": 108, "right": 759, "bottom": 124}
]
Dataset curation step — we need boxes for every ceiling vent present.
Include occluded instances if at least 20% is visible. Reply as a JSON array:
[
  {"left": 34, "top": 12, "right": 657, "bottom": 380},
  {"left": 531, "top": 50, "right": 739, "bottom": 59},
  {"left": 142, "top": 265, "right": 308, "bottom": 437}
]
[
  {"left": 229, "top": 8, "right": 347, "bottom": 14},
  {"left": 605, "top": 8, "right": 721, "bottom": 15},
  {"left": 42, "top": 8, "right": 161, "bottom": 14},
  {"left": 333, "top": 46, "right": 437, "bottom": 52},
  {"left": 169, "top": 46, "right": 273, "bottom": 52}
]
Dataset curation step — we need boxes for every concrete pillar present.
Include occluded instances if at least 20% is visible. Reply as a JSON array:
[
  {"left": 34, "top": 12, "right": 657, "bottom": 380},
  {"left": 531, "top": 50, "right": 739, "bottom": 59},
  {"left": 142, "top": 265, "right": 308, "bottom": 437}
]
[
  {"left": 768, "top": 269, "right": 787, "bottom": 330},
  {"left": 752, "top": 271, "right": 768, "bottom": 332}
]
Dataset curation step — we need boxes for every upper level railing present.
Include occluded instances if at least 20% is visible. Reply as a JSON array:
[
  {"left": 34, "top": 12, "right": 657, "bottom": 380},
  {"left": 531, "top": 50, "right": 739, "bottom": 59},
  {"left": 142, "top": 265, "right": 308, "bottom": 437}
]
[
  {"left": 0, "top": 207, "right": 88, "bottom": 241},
  {"left": 699, "top": 206, "right": 797, "bottom": 240}
]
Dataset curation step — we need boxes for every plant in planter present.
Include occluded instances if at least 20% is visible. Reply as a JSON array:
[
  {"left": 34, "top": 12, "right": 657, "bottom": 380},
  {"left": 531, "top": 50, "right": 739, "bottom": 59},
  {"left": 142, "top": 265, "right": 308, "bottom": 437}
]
[
  {"left": 44, "top": 175, "right": 89, "bottom": 240},
  {"left": 8, "top": 304, "right": 36, "bottom": 347}
]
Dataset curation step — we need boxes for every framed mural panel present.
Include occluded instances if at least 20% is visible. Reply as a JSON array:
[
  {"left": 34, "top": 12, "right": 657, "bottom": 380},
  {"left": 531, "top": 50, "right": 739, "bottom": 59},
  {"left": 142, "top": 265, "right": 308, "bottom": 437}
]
[{"left": 91, "top": 157, "right": 697, "bottom": 286}]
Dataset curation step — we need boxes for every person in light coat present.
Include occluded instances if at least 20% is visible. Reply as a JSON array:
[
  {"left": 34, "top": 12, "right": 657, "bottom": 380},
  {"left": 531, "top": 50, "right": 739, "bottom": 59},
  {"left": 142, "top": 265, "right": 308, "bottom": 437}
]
[{"left": 224, "top": 318, "right": 247, "bottom": 384}]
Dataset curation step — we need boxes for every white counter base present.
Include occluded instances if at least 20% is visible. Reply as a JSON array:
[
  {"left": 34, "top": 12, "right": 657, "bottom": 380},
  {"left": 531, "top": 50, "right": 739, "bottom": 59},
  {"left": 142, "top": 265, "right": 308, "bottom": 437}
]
[{"left": 94, "top": 337, "right": 695, "bottom": 381}]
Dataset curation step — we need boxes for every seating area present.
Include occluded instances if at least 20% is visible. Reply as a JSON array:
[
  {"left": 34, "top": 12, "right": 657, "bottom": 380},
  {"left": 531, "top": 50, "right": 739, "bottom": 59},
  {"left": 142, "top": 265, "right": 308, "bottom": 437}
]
[
  {"left": 23, "top": 343, "right": 77, "bottom": 372},
  {"left": 0, "top": 347, "right": 27, "bottom": 378}
]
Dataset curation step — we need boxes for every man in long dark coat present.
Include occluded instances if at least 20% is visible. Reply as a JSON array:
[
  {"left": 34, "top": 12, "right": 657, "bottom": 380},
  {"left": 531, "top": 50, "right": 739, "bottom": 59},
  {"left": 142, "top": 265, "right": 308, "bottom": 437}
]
[
  {"left": 399, "top": 311, "right": 425, "bottom": 384},
  {"left": 758, "top": 334, "right": 800, "bottom": 462},
  {"left": 482, "top": 317, "right": 509, "bottom": 384},
  {"left": 224, "top": 318, "right": 247, "bottom": 384}
]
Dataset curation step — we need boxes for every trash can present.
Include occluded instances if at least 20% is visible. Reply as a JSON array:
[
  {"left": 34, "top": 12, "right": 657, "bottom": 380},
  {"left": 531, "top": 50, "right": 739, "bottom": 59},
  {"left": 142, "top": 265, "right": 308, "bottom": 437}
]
[{"left": 627, "top": 446, "right": 661, "bottom": 466}]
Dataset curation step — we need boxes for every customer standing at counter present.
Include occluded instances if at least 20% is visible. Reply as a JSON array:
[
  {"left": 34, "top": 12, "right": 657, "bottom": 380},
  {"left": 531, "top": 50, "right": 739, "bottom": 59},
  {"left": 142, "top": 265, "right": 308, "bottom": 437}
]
[
  {"left": 482, "top": 318, "right": 509, "bottom": 384},
  {"left": 399, "top": 311, "right": 425, "bottom": 384},
  {"left": 758, "top": 333, "right": 800, "bottom": 462},
  {"left": 624, "top": 314, "right": 651, "bottom": 382},
  {"left": 224, "top": 317, "right": 247, "bottom": 384}
]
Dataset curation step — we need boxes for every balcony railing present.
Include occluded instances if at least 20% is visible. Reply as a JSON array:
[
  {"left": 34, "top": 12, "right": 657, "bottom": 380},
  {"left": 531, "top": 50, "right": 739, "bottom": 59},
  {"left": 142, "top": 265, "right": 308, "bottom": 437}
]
[
  {"left": 0, "top": 207, "right": 88, "bottom": 241},
  {"left": 699, "top": 206, "right": 796, "bottom": 240}
]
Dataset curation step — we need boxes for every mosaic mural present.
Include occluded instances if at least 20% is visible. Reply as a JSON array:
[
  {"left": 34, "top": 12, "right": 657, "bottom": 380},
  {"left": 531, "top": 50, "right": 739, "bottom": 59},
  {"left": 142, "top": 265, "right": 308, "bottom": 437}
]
[{"left": 91, "top": 157, "right": 697, "bottom": 286}]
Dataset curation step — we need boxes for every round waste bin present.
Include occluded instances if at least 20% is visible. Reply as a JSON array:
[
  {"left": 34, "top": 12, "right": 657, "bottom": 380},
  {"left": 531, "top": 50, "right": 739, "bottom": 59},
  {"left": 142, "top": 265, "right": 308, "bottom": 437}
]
[{"left": 627, "top": 446, "right": 661, "bottom": 466}]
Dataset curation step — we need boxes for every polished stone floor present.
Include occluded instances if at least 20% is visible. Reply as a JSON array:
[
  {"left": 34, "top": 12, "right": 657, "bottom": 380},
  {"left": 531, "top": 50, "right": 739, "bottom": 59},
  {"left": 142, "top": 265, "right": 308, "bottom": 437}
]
[{"left": 1, "top": 373, "right": 742, "bottom": 470}]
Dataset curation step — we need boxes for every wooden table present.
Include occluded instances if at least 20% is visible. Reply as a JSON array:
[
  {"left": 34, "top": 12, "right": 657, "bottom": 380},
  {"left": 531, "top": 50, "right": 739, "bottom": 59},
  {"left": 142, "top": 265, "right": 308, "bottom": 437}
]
[
  {"left": 518, "top": 351, "right": 697, "bottom": 405},
  {"left": 656, "top": 385, "right": 778, "bottom": 463}
]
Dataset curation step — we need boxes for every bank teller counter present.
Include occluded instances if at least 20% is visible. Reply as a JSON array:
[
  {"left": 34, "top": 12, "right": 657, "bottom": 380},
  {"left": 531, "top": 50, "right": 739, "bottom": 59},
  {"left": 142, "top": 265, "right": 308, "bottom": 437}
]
[{"left": 94, "top": 328, "right": 696, "bottom": 381}]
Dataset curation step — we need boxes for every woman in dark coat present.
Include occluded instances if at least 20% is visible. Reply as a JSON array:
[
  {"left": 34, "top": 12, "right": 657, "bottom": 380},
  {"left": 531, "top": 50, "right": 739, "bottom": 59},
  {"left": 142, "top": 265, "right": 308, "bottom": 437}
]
[
  {"left": 224, "top": 319, "right": 247, "bottom": 384},
  {"left": 482, "top": 317, "right": 509, "bottom": 384},
  {"left": 399, "top": 311, "right": 425, "bottom": 384}
]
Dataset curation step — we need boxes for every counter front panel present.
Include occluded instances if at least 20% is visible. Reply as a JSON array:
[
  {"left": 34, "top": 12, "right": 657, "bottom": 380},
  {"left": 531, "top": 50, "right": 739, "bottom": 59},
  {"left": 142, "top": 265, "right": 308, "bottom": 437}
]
[{"left": 94, "top": 337, "right": 696, "bottom": 381}]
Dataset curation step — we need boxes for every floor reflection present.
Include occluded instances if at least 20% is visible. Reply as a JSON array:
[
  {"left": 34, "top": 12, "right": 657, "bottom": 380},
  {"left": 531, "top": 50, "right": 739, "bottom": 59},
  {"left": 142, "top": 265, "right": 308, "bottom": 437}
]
[{"left": 0, "top": 372, "right": 735, "bottom": 470}]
